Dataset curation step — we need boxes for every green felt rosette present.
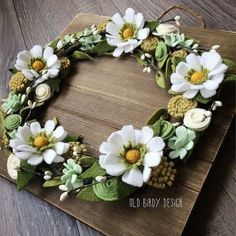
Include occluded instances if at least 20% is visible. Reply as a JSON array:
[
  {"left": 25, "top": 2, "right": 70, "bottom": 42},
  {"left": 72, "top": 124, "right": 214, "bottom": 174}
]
[
  {"left": 4, "top": 114, "right": 22, "bottom": 130},
  {"left": 93, "top": 178, "right": 136, "bottom": 201},
  {"left": 159, "top": 120, "right": 175, "bottom": 140}
]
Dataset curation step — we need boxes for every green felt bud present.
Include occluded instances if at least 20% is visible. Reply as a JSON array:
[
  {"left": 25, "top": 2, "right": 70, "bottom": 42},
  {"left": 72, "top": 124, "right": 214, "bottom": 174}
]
[{"left": 4, "top": 114, "right": 22, "bottom": 130}]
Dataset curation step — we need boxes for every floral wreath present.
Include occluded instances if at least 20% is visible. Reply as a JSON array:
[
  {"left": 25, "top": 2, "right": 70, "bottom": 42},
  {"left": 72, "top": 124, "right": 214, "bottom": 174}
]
[{"left": 1, "top": 6, "right": 235, "bottom": 202}]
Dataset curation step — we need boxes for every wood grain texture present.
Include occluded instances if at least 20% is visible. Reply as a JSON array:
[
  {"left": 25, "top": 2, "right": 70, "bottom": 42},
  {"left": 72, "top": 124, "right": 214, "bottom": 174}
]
[{"left": 0, "top": 0, "right": 235, "bottom": 235}]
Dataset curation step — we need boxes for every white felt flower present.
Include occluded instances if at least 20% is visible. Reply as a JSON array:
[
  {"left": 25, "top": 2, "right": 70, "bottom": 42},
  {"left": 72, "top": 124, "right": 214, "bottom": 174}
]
[
  {"left": 99, "top": 125, "right": 165, "bottom": 187},
  {"left": 106, "top": 8, "right": 150, "bottom": 57},
  {"left": 7, "top": 154, "right": 21, "bottom": 180},
  {"left": 15, "top": 45, "right": 61, "bottom": 86},
  {"left": 153, "top": 23, "right": 179, "bottom": 37},
  {"left": 170, "top": 51, "right": 228, "bottom": 99},
  {"left": 10, "top": 120, "right": 69, "bottom": 166}
]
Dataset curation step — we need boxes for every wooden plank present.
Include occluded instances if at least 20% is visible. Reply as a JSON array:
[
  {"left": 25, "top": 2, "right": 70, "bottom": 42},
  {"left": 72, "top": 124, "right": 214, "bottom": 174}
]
[{"left": 0, "top": 12, "right": 235, "bottom": 236}]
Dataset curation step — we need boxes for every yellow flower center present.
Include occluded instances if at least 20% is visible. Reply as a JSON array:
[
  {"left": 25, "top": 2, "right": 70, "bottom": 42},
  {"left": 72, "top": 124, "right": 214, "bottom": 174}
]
[
  {"left": 125, "top": 149, "right": 141, "bottom": 164},
  {"left": 190, "top": 71, "right": 206, "bottom": 85},
  {"left": 33, "top": 136, "right": 49, "bottom": 149},
  {"left": 32, "top": 60, "right": 45, "bottom": 71},
  {"left": 122, "top": 27, "right": 134, "bottom": 39}
]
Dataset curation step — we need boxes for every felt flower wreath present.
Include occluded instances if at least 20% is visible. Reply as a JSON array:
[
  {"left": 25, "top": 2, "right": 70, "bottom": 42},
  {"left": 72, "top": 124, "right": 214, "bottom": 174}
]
[{"left": 1, "top": 7, "right": 235, "bottom": 202}]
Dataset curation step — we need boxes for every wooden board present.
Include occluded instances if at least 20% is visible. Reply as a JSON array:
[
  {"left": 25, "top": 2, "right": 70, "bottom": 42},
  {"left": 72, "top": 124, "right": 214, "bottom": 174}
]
[{"left": 0, "top": 13, "right": 235, "bottom": 236}]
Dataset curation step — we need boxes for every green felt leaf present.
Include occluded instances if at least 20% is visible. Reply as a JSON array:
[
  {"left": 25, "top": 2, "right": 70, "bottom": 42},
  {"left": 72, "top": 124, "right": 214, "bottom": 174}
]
[
  {"left": 77, "top": 186, "right": 101, "bottom": 201},
  {"left": 165, "top": 57, "right": 172, "bottom": 89},
  {"left": 223, "top": 59, "right": 235, "bottom": 72},
  {"left": 91, "top": 40, "right": 115, "bottom": 55},
  {"left": 43, "top": 177, "right": 62, "bottom": 188},
  {"left": 158, "top": 54, "right": 169, "bottom": 69},
  {"left": 224, "top": 73, "right": 236, "bottom": 82},
  {"left": 155, "top": 42, "right": 167, "bottom": 61},
  {"left": 136, "top": 56, "right": 148, "bottom": 67},
  {"left": 145, "top": 20, "right": 159, "bottom": 32},
  {"left": 168, "top": 89, "right": 182, "bottom": 95},
  {"left": 195, "top": 93, "right": 213, "bottom": 104},
  {"left": 146, "top": 108, "right": 167, "bottom": 125},
  {"left": 152, "top": 119, "right": 162, "bottom": 136},
  {"left": 72, "top": 51, "right": 94, "bottom": 61},
  {"left": 9, "top": 68, "right": 18, "bottom": 74},
  {"left": 48, "top": 38, "right": 60, "bottom": 49},
  {"left": 79, "top": 155, "right": 96, "bottom": 166},
  {"left": 16, "top": 161, "right": 36, "bottom": 191},
  {"left": 45, "top": 78, "right": 61, "bottom": 93},
  {"left": 155, "top": 71, "right": 166, "bottom": 88},
  {"left": 64, "top": 135, "right": 82, "bottom": 142},
  {"left": 79, "top": 160, "right": 106, "bottom": 179}
]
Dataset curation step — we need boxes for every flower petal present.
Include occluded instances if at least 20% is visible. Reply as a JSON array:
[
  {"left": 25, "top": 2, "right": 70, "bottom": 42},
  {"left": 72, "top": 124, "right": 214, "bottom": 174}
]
[
  {"left": 147, "top": 137, "right": 165, "bottom": 152},
  {"left": 144, "top": 152, "right": 162, "bottom": 167},
  {"left": 169, "top": 150, "right": 179, "bottom": 159},
  {"left": 143, "top": 166, "right": 152, "bottom": 182},
  {"left": 27, "top": 154, "right": 43, "bottom": 165},
  {"left": 137, "top": 28, "right": 149, "bottom": 40},
  {"left": 186, "top": 54, "right": 201, "bottom": 71},
  {"left": 30, "top": 122, "right": 41, "bottom": 137},
  {"left": 121, "top": 125, "right": 136, "bottom": 144},
  {"left": 210, "top": 74, "right": 225, "bottom": 84},
  {"left": 176, "top": 62, "right": 190, "bottom": 76},
  {"left": 171, "top": 83, "right": 191, "bottom": 92},
  {"left": 16, "top": 125, "right": 32, "bottom": 141},
  {"left": 122, "top": 168, "right": 143, "bottom": 187},
  {"left": 106, "top": 22, "right": 120, "bottom": 36},
  {"left": 15, "top": 151, "right": 33, "bottom": 160},
  {"left": 113, "top": 47, "right": 124, "bottom": 57},
  {"left": 124, "top": 8, "right": 135, "bottom": 23},
  {"left": 134, "top": 12, "right": 144, "bottom": 29},
  {"left": 139, "top": 126, "right": 154, "bottom": 144},
  {"left": 53, "top": 155, "right": 64, "bottom": 163},
  {"left": 200, "top": 88, "right": 216, "bottom": 98},
  {"left": 201, "top": 51, "right": 222, "bottom": 70},
  {"left": 54, "top": 142, "right": 70, "bottom": 155},
  {"left": 22, "top": 69, "right": 35, "bottom": 80},
  {"left": 47, "top": 55, "right": 58, "bottom": 67},
  {"left": 17, "top": 145, "right": 37, "bottom": 153},
  {"left": 43, "top": 47, "right": 54, "bottom": 61},
  {"left": 103, "top": 154, "right": 126, "bottom": 176},
  {"left": 183, "top": 89, "right": 198, "bottom": 99},
  {"left": 48, "top": 68, "right": 59, "bottom": 78},
  {"left": 53, "top": 126, "right": 67, "bottom": 141},
  {"left": 203, "top": 80, "right": 219, "bottom": 90},
  {"left": 111, "top": 13, "right": 124, "bottom": 26},
  {"left": 43, "top": 149, "right": 57, "bottom": 164},
  {"left": 208, "top": 64, "right": 228, "bottom": 77},
  {"left": 170, "top": 73, "right": 186, "bottom": 84},
  {"left": 30, "top": 45, "right": 43, "bottom": 58},
  {"left": 45, "top": 120, "right": 56, "bottom": 135}
]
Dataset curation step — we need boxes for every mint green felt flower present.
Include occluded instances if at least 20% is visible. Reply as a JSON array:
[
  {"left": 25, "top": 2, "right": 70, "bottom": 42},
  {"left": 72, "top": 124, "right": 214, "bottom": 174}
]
[
  {"left": 1, "top": 91, "right": 26, "bottom": 114},
  {"left": 61, "top": 159, "right": 83, "bottom": 190},
  {"left": 79, "top": 28, "right": 102, "bottom": 51},
  {"left": 168, "top": 126, "right": 196, "bottom": 160},
  {"left": 164, "top": 33, "right": 193, "bottom": 48}
]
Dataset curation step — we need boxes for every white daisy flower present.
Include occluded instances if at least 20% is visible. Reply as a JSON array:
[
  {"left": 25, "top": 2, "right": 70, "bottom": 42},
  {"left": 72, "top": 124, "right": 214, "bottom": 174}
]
[
  {"left": 170, "top": 51, "right": 228, "bottom": 99},
  {"left": 99, "top": 125, "right": 165, "bottom": 187},
  {"left": 15, "top": 45, "right": 61, "bottom": 86},
  {"left": 106, "top": 8, "right": 150, "bottom": 57},
  {"left": 10, "top": 120, "right": 69, "bottom": 166}
]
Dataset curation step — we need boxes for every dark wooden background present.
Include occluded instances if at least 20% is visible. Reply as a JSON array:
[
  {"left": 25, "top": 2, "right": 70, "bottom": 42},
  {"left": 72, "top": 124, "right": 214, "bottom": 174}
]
[{"left": 0, "top": 0, "right": 235, "bottom": 235}]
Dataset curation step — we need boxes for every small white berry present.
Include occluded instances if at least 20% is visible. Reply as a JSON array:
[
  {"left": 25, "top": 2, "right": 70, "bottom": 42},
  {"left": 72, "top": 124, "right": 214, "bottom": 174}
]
[
  {"left": 60, "top": 191, "right": 69, "bottom": 202},
  {"left": 192, "top": 44, "right": 199, "bottom": 49},
  {"left": 93, "top": 30, "right": 99, "bottom": 35},
  {"left": 95, "top": 176, "right": 107, "bottom": 183},
  {"left": 147, "top": 67, "right": 151, "bottom": 73},
  {"left": 174, "top": 15, "right": 180, "bottom": 21},
  {"left": 141, "top": 54, "right": 145, "bottom": 60},
  {"left": 144, "top": 53, "right": 152, "bottom": 58},
  {"left": 215, "top": 101, "right": 222, "bottom": 107},
  {"left": 211, "top": 45, "right": 220, "bottom": 50},
  {"left": 71, "top": 38, "right": 76, "bottom": 44},
  {"left": 143, "top": 67, "right": 148, "bottom": 73},
  {"left": 27, "top": 100, "right": 33, "bottom": 108},
  {"left": 44, "top": 175, "right": 51, "bottom": 180},
  {"left": 59, "top": 185, "right": 69, "bottom": 192}
]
